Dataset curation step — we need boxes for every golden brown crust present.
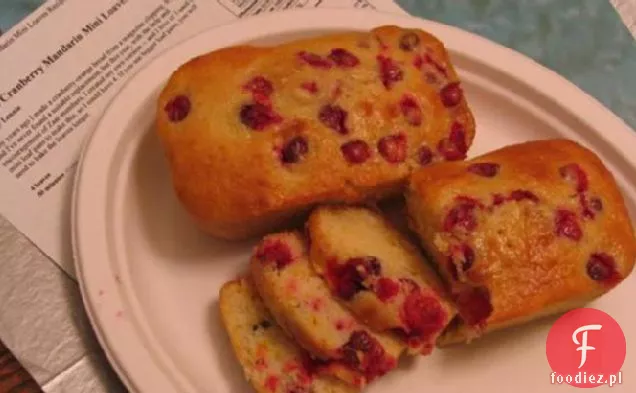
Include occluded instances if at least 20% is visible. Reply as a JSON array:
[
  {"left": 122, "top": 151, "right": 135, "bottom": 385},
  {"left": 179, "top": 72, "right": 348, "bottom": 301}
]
[
  {"left": 405, "top": 139, "right": 636, "bottom": 343},
  {"left": 156, "top": 25, "right": 476, "bottom": 239}
]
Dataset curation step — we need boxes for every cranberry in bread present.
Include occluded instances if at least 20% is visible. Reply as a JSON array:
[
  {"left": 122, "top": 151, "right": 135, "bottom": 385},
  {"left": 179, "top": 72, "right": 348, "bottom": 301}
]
[
  {"left": 219, "top": 277, "right": 357, "bottom": 393},
  {"left": 405, "top": 139, "right": 636, "bottom": 345},
  {"left": 249, "top": 232, "right": 405, "bottom": 388},
  {"left": 156, "top": 25, "right": 475, "bottom": 240},
  {"left": 306, "top": 205, "right": 456, "bottom": 355}
]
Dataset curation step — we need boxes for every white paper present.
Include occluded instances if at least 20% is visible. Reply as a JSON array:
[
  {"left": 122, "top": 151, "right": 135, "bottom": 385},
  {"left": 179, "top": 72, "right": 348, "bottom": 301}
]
[{"left": 0, "top": 0, "right": 407, "bottom": 277}]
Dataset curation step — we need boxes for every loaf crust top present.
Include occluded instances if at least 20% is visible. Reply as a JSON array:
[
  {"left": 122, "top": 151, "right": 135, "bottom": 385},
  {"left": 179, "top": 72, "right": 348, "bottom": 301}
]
[
  {"left": 156, "top": 25, "right": 475, "bottom": 238},
  {"left": 406, "top": 139, "right": 636, "bottom": 337}
]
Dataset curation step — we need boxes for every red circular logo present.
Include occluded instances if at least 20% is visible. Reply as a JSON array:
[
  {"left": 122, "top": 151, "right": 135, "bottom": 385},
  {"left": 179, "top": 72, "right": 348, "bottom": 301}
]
[{"left": 546, "top": 308, "right": 626, "bottom": 388}]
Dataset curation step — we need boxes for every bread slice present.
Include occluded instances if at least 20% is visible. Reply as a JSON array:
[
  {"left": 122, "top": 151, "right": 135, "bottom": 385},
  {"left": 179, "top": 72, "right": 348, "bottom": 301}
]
[
  {"left": 219, "top": 277, "right": 357, "bottom": 393},
  {"left": 306, "top": 205, "right": 456, "bottom": 355},
  {"left": 405, "top": 139, "right": 636, "bottom": 345},
  {"left": 156, "top": 25, "right": 476, "bottom": 241},
  {"left": 249, "top": 232, "right": 405, "bottom": 388}
]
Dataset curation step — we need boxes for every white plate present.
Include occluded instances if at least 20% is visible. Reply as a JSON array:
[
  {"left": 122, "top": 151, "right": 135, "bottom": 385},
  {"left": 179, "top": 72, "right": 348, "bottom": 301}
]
[{"left": 72, "top": 8, "right": 636, "bottom": 393}]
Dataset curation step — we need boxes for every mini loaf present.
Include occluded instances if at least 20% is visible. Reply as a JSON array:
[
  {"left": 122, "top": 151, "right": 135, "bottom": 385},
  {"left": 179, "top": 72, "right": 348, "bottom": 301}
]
[
  {"left": 306, "top": 205, "right": 456, "bottom": 355},
  {"left": 156, "top": 25, "right": 475, "bottom": 240},
  {"left": 249, "top": 232, "right": 405, "bottom": 388},
  {"left": 405, "top": 139, "right": 636, "bottom": 345},
  {"left": 219, "top": 277, "right": 357, "bottom": 393}
]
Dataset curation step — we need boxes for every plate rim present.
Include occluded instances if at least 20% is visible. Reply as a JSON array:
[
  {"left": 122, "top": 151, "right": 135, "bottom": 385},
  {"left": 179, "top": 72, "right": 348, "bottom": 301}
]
[{"left": 71, "top": 7, "right": 636, "bottom": 393}]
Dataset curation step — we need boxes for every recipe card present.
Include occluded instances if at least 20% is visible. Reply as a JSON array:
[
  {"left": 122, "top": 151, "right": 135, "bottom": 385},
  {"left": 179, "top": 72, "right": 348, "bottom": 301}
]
[{"left": 0, "top": 0, "right": 407, "bottom": 277}]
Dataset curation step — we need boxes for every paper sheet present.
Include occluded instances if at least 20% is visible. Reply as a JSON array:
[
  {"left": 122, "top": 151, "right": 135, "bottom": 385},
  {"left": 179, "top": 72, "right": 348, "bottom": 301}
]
[{"left": 0, "top": 0, "right": 407, "bottom": 277}]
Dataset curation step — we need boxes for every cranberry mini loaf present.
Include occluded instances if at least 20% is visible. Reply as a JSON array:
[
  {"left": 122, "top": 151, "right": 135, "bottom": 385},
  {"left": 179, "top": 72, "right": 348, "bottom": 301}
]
[
  {"left": 405, "top": 139, "right": 636, "bottom": 344},
  {"left": 156, "top": 25, "right": 475, "bottom": 240},
  {"left": 306, "top": 205, "right": 456, "bottom": 354},
  {"left": 249, "top": 232, "right": 405, "bottom": 388},
  {"left": 219, "top": 277, "right": 357, "bottom": 393}
]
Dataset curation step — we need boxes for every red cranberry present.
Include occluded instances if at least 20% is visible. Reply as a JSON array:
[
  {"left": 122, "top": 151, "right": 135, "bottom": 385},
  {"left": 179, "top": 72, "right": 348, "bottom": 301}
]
[
  {"left": 377, "top": 55, "right": 403, "bottom": 90},
  {"left": 413, "top": 55, "right": 424, "bottom": 69},
  {"left": 399, "top": 94, "right": 422, "bottom": 126},
  {"left": 374, "top": 278, "right": 400, "bottom": 302},
  {"left": 492, "top": 193, "right": 506, "bottom": 206},
  {"left": 341, "top": 140, "right": 371, "bottom": 164},
  {"left": 453, "top": 286, "right": 492, "bottom": 327},
  {"left": 559, "top": 163, "right": 588, "bottom": 193},
  {"left": 440, "top": 82, "right": 463, "bottom": 107},
  {"left": 281, "top": 136, "right": 309, "bottom": 164},
  {"left": 331, "top": 265, "right": 364, "bottom": 300},
  {"left": 378, "top": 133, "right": 408, "bottom": 164},
  {"left": 243, "top": 76, "right": 273, "bottom": 97},
  {"left": 555, "top": 209, "right": 582, "bottom": 241},
  {"left": 240, "top": 103, "right": 282, "bottom": 130},
  {"left": 265, "top": 375, "right": 279, "bottom": 392},
  {"left": 587, "top": 253, "right": 621, "bottom": 284},
  {"left": 348, "top": 331, "right": 373, "bottom": 352},
  {"left": 589, "top": 197, "right": 603, "bottom": 211},
  {"left": 340, "top": 331, "right": 394, "bottom": 381},
  {"left": 326, "top": 257, "right": 381, "bottom": 300},
  {"left": 164, "top": 95, "right": 191, "bottom": 122},
  {"left": 509, "top": 189, "right": 540, "bottom": 203},
  {"left": 401, "top": 290, "right": 446, "bottom": 338},
  {"left": 297, "top": 51, "right": 332, "bottom": 69},
  {"left": 328, "top": 48, "right": 360, "bottom": 67},
  {"left": 580, "top": 194, "right": 602, "bottom": 219},
  {"left": 319, "top": 104, "right": 348, "bottom": 135},
  {"left": 443, "top": 199, "right": 479, "bottom": 232},
  {"left": 437, "top": 122, "right": 468, "bottom": 161},
  {"left": 330, "top": 265, "right": 363, "bottom": 300},
  {"left": 417, "top": 146, "right": 433, "bottom": 166},
  {"left": 255, "top": 239, "right": 293, "bottom": 269},
  {"left": 300, "top": 81, "right": 318, "bottom": 94},
  {"left": 300, "top": 353, "right": 330, "bottom": 378},
  {"left": 399, "top": 32, "right": 421, "bottom": 51},
  {"left": 467, "top": 162, "right": 500, "bottom": 177},
  {"left": 360, "top": 257, "right": 382, "bottom": 275}
]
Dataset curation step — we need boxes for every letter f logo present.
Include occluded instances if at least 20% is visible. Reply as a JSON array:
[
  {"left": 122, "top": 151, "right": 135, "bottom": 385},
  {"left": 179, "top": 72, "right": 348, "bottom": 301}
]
[{"left": 572, "top": 324, "right": 602, "bottom": 368}]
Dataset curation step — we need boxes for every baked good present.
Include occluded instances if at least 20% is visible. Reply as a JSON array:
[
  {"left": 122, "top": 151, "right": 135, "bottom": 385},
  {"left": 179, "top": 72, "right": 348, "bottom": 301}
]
[
  {"left": 219, "top": 277, "right": 357, "bottom": 393},
  {"left": 306, "top": 205, "right": 456, "bottom": 354},
  {"left": 405, "top": 139, "right": 636, "bottom": 345},
  {"left": 155, "top": 25, "right": 476, "bottom": 240},
  {"left": 249, "top": 232, "right": 405, "bottom": 388}
]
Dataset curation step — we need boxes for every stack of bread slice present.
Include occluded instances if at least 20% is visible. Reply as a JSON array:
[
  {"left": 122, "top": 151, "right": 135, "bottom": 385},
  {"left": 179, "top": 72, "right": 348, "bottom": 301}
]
[{"left": 220, "top": 206, "right": 455, "bottom": 392}]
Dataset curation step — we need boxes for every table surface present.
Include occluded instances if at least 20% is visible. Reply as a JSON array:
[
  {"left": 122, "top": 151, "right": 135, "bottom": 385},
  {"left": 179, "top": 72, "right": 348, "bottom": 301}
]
[{"left": 1, "top": 1, "right": 635, "bottom": 392}]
